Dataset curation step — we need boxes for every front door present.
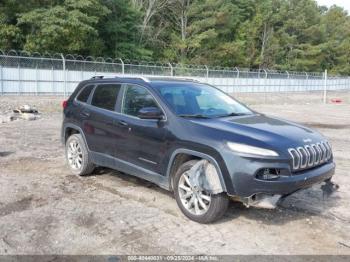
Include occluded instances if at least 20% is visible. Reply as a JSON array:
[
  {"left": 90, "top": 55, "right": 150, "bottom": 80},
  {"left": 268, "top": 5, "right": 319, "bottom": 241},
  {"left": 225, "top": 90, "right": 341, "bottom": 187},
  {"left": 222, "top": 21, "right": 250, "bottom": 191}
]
[{"left": 114, "top": 84, "right": 169, "bottom": 174}]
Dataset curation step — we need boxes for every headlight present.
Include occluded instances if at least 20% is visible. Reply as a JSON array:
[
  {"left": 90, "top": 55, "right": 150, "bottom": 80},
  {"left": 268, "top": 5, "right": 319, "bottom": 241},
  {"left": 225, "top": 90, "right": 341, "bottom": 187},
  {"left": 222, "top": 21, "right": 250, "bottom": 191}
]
[{"left": 227, "top": 142, "right": 279, "bottom": 157}]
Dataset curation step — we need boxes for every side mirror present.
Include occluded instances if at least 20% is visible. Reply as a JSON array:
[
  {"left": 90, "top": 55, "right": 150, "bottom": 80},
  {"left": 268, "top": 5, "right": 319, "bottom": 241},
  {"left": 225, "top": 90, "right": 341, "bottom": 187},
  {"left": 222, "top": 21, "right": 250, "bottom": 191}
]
[{"left": 138, "top": 107, "right": 164, "bottom": 120}]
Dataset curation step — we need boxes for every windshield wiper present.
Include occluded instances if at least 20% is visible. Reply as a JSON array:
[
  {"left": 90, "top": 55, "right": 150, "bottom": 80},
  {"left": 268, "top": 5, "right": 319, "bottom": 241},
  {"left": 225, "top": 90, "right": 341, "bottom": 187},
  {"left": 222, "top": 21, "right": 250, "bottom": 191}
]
[
  {"left": 178, "top": 114, "right": 211, "bottom": 119},
  {"left": 216, "top": 112, "right": 250, "bottom": 118}
]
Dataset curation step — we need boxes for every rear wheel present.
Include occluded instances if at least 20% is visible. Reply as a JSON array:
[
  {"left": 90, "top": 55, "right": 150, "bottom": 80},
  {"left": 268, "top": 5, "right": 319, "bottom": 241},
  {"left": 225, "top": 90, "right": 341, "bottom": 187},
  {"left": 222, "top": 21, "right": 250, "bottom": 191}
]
[
  {"left": 174, "top": 160, "right": 229, "bottom": 223},
  {"left": 65, "top": 134, "right": 95, "bottom": 176}
]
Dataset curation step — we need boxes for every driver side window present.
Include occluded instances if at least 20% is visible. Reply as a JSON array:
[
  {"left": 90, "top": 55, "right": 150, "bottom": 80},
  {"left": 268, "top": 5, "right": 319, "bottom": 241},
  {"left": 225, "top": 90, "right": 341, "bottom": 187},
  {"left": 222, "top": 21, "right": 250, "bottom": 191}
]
[{"left": 122, "top": 85, "right": 159, "bottom": 117}]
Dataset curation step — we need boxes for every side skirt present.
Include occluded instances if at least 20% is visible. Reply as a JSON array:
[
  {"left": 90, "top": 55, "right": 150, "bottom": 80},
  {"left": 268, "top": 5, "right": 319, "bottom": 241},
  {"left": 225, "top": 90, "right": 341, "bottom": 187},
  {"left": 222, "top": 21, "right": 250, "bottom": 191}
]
[{"left": 90, "top": 151, "right": 170, "bottom": 190}]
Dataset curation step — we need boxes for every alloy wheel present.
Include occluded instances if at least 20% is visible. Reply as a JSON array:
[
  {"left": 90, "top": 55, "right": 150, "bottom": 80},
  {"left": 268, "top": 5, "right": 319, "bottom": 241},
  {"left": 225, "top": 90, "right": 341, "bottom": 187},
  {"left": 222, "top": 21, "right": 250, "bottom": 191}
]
[
  {"left": 178, "top": 172, "right": 211, "bottom": 215},
  {"left": 67, "top": 140, "right": 83, "bottom": 170}
]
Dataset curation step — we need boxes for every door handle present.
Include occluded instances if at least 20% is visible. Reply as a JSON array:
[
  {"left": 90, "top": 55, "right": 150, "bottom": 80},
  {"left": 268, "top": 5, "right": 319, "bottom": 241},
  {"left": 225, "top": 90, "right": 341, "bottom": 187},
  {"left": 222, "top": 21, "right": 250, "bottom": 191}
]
[
  {"left": 118, "top": 120, "right": 128, "bottom": 127},
  {"left": 80, "top": 110, "right": 90, "bottom": 118}
]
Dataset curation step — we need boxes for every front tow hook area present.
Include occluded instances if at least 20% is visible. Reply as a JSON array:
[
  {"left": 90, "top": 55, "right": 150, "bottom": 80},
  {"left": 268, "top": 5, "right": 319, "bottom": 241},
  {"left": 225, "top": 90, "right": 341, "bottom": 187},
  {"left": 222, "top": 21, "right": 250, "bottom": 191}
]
[
  {"left": 233, "top": 194, "right": 282, "bottom": 209},
  {"left": 321, "top": 179, "right": 339, "bottom": 198}
]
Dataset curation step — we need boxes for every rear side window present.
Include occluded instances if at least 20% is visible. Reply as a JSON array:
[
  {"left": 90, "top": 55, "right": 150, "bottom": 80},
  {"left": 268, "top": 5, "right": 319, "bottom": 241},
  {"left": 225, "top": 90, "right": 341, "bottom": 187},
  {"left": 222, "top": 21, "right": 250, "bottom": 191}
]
[
  {"left": 91, "top": 84, "right": 121, "bottom": 111},
  {"left": 76, "top": 85, "right": 94, "bottom": 103}
]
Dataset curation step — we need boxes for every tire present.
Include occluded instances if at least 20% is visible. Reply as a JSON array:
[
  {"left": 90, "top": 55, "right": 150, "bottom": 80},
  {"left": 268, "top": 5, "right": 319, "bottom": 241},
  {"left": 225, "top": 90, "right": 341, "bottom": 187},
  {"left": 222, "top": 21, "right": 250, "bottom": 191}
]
[
  {"left": 174, "top": 160, "right": 229, "bottom": 223},
  {"left": 65, "top": 133, "right": 95, "bottom": 176}
]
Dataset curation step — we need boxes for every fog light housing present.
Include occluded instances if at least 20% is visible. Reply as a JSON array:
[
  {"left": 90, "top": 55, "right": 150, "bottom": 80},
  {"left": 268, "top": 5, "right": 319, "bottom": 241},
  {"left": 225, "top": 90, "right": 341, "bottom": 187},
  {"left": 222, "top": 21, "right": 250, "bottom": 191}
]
[{"left": 256, "top": 168, "right": 281, "bottom": 180}]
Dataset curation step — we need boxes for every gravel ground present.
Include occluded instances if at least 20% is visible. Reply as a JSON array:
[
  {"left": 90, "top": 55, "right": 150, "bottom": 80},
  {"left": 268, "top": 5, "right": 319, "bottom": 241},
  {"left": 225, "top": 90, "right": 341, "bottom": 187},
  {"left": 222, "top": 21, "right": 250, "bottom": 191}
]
[{"left": 0, "top": 95, "right": 350, "bottom": 255}]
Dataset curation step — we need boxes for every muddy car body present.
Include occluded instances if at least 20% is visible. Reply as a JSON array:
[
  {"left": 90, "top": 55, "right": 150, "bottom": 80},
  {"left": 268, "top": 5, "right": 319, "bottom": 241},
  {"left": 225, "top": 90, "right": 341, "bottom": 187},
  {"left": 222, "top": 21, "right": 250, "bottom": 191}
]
[{"left": 61, "top": 76, "right": 335, "bottom": 223}]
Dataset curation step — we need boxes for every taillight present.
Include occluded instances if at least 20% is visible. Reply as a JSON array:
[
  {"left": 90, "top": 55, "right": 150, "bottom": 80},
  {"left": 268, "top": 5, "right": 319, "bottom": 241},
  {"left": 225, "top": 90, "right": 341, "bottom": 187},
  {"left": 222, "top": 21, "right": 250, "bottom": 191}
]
[{"left": 62, "top": 100, "right": 68, "bottom": 109}]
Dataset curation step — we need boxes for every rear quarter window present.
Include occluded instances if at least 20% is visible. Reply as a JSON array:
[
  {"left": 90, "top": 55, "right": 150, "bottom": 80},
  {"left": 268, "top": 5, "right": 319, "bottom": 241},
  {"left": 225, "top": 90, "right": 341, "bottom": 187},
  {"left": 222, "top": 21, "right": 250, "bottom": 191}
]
[{"left": 76, "top": 85, "right": 94, "bottom": 103}]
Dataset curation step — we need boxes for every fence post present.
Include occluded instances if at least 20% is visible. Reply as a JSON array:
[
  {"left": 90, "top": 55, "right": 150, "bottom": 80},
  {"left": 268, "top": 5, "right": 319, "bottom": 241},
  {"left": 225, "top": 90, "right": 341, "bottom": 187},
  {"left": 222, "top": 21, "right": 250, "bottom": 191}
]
[
  {"left": 168, "top": 63, "right": 173, "bottom": 76},
  {"left": 235, "top": 67, "right": 240, "bottom": 98},
  {"left": 263, "top": 69, "right": 267, "bottom": 103},
  {"left": 51, "top": 66, "right": 54, "bottom": 94},
  {"left": 18, "top": 64, "right": 21, "bottom": 95},
  {"left": 60, "top": 53, "right": 66, "bottom": 98},
  {"left": 323, "top": 69, "right": 327, "bottom": 104},
  {"left": 204, "top": 65, "right": 209, "bottom": 82},
  {"left": 35, "top": 64, "right": 39, "bottom": 96},
  {"left": 119, "top": 58, "right": 125, "bottom": 75},
  {"left": 304, "top": 72, "right": 308, "bottom": 93},
  {"left": 0, "top": 65, "right": 3, "bottom": 95}
]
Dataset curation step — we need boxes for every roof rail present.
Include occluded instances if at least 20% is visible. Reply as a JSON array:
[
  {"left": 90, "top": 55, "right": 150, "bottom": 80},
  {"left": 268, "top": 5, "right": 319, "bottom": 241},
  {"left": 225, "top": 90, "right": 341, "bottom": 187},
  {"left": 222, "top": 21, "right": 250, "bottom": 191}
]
[
  {"left": 134, "top": 76, "right": 150, "bottom": 82},
  {"left": 173, "top": 77, "right": 201, "bottom": 82},
  {"left": 147, "top": 76, "right": 201, "bottom": 82},
  {"left": 90, "top": 75, "right": 104, "bottom": 79},
  {"left": 90, "top": 75, "right": 150, "bottom": 82},
  {"left": 89, "top": 75, "right": 201, "bottom": 83}
]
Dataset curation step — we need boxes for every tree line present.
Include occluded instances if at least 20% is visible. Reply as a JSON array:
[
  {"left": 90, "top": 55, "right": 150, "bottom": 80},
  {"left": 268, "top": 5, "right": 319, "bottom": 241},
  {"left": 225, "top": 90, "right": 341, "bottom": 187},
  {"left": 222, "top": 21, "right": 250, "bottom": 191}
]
[{"left": 1, "top": 0, "right": 349, "bottom": 74}]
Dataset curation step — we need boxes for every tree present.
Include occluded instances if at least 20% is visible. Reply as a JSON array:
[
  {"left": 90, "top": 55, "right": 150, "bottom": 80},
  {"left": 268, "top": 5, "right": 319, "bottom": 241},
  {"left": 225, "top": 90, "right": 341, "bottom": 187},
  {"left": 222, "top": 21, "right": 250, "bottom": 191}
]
[
  {"left": 17, "top": 0, "right": 109, "bottom": 55},
  {"left": 98, "top": 0, "right": 152, "bottom": 59},
  {"left": 163, "top": 0, "right": 245, "bottom": 64},
  {"left": 131, "top": 0, "right": 170, "bottom": 42},
  {"left": 320, "top": 6, "right": 350, "bottom": 74},
  {"left": 0, "top": 15, "right": 21, "bottom": 50},
  {"left": 0, "top": 0, "right": 349, "bottom": 75}
]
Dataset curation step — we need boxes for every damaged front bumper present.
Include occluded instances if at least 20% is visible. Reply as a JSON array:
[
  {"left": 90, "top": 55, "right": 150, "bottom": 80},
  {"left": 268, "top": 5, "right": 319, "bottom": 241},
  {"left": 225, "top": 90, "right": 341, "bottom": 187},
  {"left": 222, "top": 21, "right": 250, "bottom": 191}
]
[
  {"left": 234, "top": 178, "right": 339, "bottom": 209},
  {"left": 222, "top": 150, "right": 336, "bottom": 208},
  {"left": 181, "top": 150, "right": 337, "bottom": 209},
  {"left": 226, "top": 154, "right": 335, "bottom": 197}
]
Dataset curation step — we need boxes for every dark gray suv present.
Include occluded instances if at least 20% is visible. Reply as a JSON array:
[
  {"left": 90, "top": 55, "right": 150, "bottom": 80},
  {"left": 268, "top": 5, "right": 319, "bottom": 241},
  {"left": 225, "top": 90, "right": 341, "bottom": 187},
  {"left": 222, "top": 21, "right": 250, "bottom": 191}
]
[{"left": 62, "top": 76, "right": 336, "bottom": 223}]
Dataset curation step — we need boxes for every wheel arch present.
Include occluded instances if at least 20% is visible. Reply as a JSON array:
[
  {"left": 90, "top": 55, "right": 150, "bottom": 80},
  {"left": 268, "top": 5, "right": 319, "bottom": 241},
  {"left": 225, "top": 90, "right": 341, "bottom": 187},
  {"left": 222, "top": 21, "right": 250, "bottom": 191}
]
[
  {"left": 62, "top": 124, "right": 90, "bottom": 151},
  {"left": 166, "top": 149, "right": 228, "bottom": 193}
]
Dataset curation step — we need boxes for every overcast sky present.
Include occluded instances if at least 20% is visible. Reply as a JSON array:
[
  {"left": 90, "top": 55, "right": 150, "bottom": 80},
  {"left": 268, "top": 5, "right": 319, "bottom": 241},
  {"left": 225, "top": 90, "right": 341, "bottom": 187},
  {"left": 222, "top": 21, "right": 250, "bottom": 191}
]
[{"left": 316, "top": 0, "right": 350, "bottom": 12}]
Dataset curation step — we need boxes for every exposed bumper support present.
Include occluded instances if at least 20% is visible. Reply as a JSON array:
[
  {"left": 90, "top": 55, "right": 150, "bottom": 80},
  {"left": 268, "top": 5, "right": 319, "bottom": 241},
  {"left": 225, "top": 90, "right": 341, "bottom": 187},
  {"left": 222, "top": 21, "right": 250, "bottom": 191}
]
[{"left": 235, "top": 194, "right": 282, "bottom": 209}]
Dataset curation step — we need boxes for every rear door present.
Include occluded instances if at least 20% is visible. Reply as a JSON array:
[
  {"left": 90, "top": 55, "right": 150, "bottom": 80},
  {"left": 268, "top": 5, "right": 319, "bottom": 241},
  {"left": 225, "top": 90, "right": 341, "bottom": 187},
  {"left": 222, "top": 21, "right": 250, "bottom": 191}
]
[
  {"left": 70, "top": 84, "right": 95, "bottom": 126},
  {"left": 82, "top": 83, "right": 122, "bottom": 156}
]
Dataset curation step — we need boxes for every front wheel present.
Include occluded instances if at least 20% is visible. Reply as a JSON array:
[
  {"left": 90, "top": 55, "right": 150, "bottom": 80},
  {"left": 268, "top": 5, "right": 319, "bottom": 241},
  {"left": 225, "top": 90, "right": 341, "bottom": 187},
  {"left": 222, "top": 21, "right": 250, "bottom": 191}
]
[{"left": 174, "top": 160, "right": 229, "bottom": 223}]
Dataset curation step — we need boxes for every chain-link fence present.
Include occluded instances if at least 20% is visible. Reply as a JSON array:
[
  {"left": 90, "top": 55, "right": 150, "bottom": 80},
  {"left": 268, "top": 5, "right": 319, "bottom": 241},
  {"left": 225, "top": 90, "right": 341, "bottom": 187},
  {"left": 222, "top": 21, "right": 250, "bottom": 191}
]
[{"left": 1, "top": 50, "right": 350, "bottom": 103}]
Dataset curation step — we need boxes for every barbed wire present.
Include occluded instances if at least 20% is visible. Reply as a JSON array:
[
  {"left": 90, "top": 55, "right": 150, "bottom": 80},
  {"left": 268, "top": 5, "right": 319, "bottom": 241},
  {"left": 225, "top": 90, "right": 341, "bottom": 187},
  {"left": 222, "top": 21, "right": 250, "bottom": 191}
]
[{"left": 0, "top": 49, "right": 338, "bottom": 79}]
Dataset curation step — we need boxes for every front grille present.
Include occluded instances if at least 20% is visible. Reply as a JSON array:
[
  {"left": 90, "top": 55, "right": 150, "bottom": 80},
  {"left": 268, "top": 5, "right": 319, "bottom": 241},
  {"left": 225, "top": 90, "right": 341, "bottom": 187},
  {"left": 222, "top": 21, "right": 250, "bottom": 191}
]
[{"left": 288, "top": 141, "right": 332, "bottom": 171}]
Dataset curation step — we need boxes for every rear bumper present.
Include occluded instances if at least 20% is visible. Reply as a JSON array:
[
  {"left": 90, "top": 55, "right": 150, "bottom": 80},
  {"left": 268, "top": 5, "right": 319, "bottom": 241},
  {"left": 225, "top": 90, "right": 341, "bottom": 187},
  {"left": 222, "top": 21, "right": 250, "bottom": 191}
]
[{"left": 228, "top": 159, "right": 335, "bottom": 197}]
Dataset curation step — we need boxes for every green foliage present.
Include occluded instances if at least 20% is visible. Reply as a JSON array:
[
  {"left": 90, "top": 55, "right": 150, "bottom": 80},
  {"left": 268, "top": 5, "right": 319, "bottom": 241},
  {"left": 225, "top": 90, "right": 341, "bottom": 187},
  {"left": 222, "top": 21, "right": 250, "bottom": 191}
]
[
  {"left": 0, "top": 23, "right": 21, "bottom": 51},
  {"left": 17, "top": 0, "right": 109, "bottom": 54},
  {"left": 97, "top": 0, "right": 152, "bottom": 59},
  {"left": 0, "top": 0, "right": 349, "bottom": 74}
]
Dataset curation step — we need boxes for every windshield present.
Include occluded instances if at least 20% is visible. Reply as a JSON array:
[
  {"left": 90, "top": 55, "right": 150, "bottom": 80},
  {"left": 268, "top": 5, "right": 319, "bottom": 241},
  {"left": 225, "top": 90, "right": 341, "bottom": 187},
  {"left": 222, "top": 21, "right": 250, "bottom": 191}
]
[{"left": 153, "top": 82, "right": 253, "bottom": 118}]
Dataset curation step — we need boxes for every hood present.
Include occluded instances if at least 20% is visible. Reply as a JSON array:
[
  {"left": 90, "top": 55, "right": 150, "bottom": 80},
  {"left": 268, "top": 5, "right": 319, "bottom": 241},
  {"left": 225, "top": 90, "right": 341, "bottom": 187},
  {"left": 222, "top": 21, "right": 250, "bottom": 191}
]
[{"left": 189, "top": 114, "right": 325, "bottom": 150}]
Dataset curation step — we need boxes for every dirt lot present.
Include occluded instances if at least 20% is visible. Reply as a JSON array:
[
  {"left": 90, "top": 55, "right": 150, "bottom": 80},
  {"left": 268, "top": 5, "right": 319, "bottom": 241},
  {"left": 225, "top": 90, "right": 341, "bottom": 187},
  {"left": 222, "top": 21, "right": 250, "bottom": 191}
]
[{"left": 0, "top": 95, "right": 349, "bottom": 255}]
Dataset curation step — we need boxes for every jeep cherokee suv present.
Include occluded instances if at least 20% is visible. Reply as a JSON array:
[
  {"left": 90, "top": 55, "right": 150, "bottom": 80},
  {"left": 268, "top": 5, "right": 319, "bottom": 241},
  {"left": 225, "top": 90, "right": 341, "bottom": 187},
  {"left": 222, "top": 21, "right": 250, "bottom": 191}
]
[{"left": 61, "top": 76, "right": 335, "bottom": 223}]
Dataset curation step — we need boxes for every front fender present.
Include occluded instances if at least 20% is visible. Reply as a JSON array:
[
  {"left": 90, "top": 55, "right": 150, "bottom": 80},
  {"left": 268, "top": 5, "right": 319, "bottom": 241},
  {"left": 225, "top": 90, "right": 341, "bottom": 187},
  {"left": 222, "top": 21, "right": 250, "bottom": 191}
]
[{"left": 165, "top": 148, "right": 233, "bottom": 194}]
